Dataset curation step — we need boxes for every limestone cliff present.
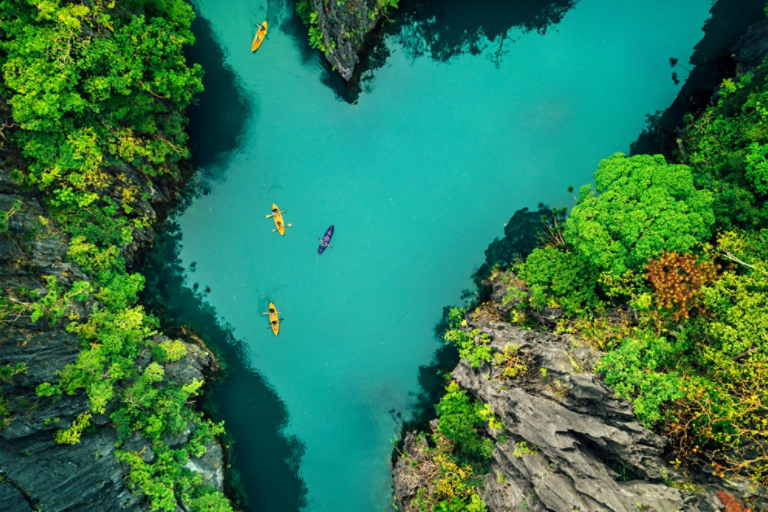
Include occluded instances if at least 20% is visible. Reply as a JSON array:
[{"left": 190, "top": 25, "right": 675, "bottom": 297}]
[
  {"left": 313, "top": 0, "right": 388, "bottom": 81},
  {"left": 0, "top": 99, "right": 227, "bottom": 510},
  {"left": 392, "top": 278, "right": 768, "bottom": 511}
]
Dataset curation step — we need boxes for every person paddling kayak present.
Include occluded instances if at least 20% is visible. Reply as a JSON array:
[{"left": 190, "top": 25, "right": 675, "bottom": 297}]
[
  {"left": 317, "top": 225, "right": 334, "bottom": 254},
  {"left": 262, "top": 302, "right": 280, "bottom": 335}
]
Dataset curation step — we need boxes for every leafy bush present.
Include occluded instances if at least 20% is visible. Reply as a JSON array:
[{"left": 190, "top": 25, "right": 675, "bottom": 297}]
[
  {"left": 646, "top": 252, "right": 717, "bottom": 322},
  {"left": 565, "top": 153, "right": 715, "bottom": 274},
  {"left": 436, "top": 382, "right": 497, "bottom": 460},
  {"left": 403, "top": 380, "right": 494, "bottom": 512},
  {"left": 54, "top": 412, "right": 92, "bottom": 445},
  {"left": 517, "top": 245, "right": 602, "bottom": 316},
  {"left": 686, "top": 67, "right": 768, "bottom": 230},
  {"left": 0, "top": 0, "right": 231, "bottom": 508},
  {"left": 443, "top": 308, "right": 492, "bottom": 367},
  {"left": 152, "top": 339, "right": 188, "bottom": 363},
  {"left": 597, "top": 331, "right": 685, "bottom": 427},
  {"left": 0, "top": 199, "right": 20, "bottom": 233}
]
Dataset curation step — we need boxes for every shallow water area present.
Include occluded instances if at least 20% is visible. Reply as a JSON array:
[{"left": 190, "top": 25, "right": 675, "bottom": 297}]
[{"left": 167, "top": 0, "right": 717, "bottom": 509}]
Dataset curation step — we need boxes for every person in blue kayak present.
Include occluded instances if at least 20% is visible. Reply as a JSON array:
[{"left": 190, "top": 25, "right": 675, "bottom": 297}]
[{"left": 317, "top": 225, "right": 334, "bottom": 254}]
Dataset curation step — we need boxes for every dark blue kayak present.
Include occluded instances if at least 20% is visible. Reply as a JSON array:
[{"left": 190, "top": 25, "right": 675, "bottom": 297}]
[{"left": 317, "top": 225, "right": 334, "bottom": 254}]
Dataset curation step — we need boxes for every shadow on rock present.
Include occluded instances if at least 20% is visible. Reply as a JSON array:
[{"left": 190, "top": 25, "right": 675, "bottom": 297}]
[{"left": 472, "top": 205, "right": 560, "bottom": 288}]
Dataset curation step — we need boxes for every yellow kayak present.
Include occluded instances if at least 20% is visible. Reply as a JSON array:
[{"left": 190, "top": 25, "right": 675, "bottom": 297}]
[
  {"left": 264, "top": 302, "right": 280, "bottom": 336},
  {"left": 267, "top": 203, "right": 290, "bottom": 235},
  {"left": 252, "top": 22, "right": 267, "bottom": 52}
]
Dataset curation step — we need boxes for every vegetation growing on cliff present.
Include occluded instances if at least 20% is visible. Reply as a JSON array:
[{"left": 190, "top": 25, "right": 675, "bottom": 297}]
[
  {"left": 395, "top": 13, "right": 768, "bottom": 507},
  {"left": 395, "top": 380, "right": 495, "bottom": 512},
  {"left": 394, "top": 309, "right": 506, "bottom": 510},
  {"left": 295, "top": 0, "right": 399, "bottom": 55},
  {"left": 495, "top": 57, "right": 768, "bottom": 485},
  {"left": 0, "top": 0, "right": 230, "bottom": 510}
]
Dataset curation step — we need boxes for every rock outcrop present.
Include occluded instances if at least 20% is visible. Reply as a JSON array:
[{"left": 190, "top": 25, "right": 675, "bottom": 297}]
[
  {"left": 313, "top": 0, "right": 386, "bottom": 81},
  {"left": 392, "top": 278, "right": 768, "bottom": 511},
  {"left": 453, "top": 323, "right": 683, "bottom": 512},
  {"left": 0, "top": 104, "right": 226, "bottom": 510},
  {"left": 0, "top": 314, "right": 223, "bottom": 510},
  {"left": 733, "top": 18, "right": 768, "bottom": 70}
]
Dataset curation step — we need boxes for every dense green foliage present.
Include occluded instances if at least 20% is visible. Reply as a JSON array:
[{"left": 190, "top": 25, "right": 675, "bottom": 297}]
[
  {"left": 400, "top": 380, "right": 494, "bottom": 511},
  {"left": 435, "top": 381, "right": 497, "bottom": 460},
  {"left": 565, "top": 153, "right": 715, "bottom": 275},
  {"left": 516, "top": 245, "right": 602, "bottom": 316},
  {"left": 296, "top": 0, "right": 327, "bottom": 52},
  {"left": 598, "top": 330, "right": 685, "bottom": 426},
  {"left": 443, "top": 308, "right": 492, "bottom": 368},
  {"left": 497, "top": 50, "right": 768, "bottom": 484},
  {"left": 1, "top": 0, "right": 202, "bottom": 204},
  {"left": 687, "top": 69, "right": 768, "bottom": 230},
  {"left": 0, "top": 1, "right": 230, "bottom": 510},
  {"left": 398, "top": 308, "right": 504, "bottom": 510}
]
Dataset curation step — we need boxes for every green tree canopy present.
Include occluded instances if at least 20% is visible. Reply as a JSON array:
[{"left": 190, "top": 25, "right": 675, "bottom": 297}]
[
  {"left": 0, "top": 0, "right": 202, "bottom": 209},
  {"left": 517, "top": 245, "right": 602, "bottom": 316},
  {"left": 564, "top": 153, "right": 715, "bottom": 274}
]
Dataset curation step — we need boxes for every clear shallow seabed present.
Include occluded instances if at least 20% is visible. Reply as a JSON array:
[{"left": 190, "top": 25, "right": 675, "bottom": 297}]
[{"left": 150, "top": 0, "right": 716, "bottom": 509}]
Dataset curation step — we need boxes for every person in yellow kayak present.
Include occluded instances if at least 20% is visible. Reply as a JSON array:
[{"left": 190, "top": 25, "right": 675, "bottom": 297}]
[
  {"left": 272, "top": 207, "right": 284, "bottom": 230},
  {"left": 252, "top": 22, "right": 267, "bottom": 52}
]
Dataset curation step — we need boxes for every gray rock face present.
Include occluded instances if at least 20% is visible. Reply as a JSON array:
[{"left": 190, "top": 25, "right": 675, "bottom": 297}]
[
  {"left": 733, "top": 18, "right": 768, "bottom": 69},
  {"left": 451, "top": 322, "right": 683, "bottom": 512},
  {"left": 122, "top": 432, "right": 156, "bottom": 463},
  {"left": 163, "top": 338, "right": 217, "bottom": 385},
  {"left": 313, "top": 0, "right": 383, "bottom": 81},
  {"left": 186, "top": 441, "right": 224, "bottom": 492},
  {"left": 0, "top": 429, "right": 142, "bottom": 512},
  {"left": 0, "top": 482, "right": 33, "bottom": 512},
  {"left": 0, "top": 323, "right": 140, "bottom": 510}
]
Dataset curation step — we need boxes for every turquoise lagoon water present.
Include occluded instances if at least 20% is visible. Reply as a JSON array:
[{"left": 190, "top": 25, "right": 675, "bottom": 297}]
[{"left": 161, "top": 0, "right": 718, "bottom": 509}]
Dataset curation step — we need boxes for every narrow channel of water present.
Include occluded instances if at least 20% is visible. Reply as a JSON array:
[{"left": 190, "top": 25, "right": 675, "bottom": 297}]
[{"left": 144, "top": 0, "right": 728, "bottom": 509}]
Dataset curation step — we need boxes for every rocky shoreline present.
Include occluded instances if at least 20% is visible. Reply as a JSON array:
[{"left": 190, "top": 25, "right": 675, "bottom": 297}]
[
  {"left": 0, "top": 99, "right": 229, "bottom": 510},
  {"left": 392, "top": 278, "right": 768, "bottom": 512},
  {"left": 392, "top": 15, "right": 768, "bottom": 512},
  {"left": 311, "top": 0, "right": 391, "bottom": 82}
]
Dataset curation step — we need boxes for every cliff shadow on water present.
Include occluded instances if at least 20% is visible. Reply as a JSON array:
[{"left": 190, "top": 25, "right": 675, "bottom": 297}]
[
  {"left": 269, "top": 0, "right": 355, "bottom": 102},
  {"left": 393, "top": 0, "right": 577, "bottom": 62},
  {"left": 393, "top": 204, "right": 556, "bottom": 459},
  {"left": 183, "top": 9, "right": 253, "bottom": 197},
  {"left": 139, "top": 224, "right": 308, "bottom": 512},
  {"left": 357, "top": 0, "right": 578, "bottom": 93},
  {"left": 631, "top": 0, "right": 767, "bottom": 158},
  {"left": 138, "top": 11, "right": 308, "bottom": 511}
]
